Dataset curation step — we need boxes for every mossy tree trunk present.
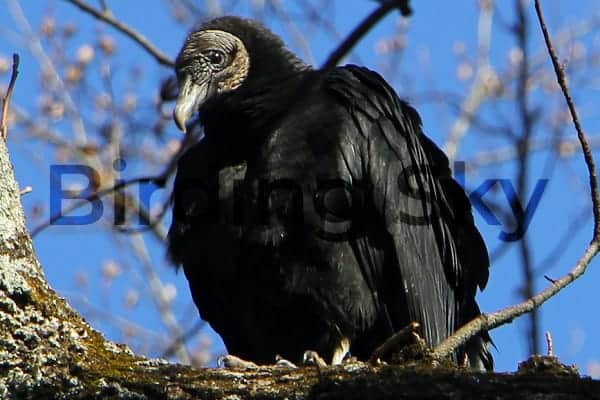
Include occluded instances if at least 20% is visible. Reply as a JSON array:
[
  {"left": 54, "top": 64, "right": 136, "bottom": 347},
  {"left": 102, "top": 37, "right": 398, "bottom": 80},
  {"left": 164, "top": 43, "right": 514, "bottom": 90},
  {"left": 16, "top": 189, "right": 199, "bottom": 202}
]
[{"left": 1, "top": 140, "right": 599, "bottom": 399}]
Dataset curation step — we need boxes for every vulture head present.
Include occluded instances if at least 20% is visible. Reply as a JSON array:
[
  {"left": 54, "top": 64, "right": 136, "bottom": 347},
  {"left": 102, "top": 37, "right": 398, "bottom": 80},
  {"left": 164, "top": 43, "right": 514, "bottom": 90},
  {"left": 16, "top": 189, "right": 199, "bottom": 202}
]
[{"left": 173, "top": 16, "right": 308, "bottom": 132}]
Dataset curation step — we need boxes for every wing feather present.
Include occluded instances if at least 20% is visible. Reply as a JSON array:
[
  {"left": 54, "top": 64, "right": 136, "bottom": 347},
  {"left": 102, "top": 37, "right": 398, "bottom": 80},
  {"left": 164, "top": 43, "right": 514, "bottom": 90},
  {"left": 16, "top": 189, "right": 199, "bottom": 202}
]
[{"left": 325, "top": 66, "right": 491, "bottom": 367}]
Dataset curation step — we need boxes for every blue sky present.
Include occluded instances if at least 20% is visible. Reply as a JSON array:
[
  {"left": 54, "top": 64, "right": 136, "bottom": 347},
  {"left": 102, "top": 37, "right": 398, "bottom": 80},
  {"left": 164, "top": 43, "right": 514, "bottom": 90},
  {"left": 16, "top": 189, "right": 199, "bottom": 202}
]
[{"left": 1, "top": 0, "right": 599, "bottom": 374}]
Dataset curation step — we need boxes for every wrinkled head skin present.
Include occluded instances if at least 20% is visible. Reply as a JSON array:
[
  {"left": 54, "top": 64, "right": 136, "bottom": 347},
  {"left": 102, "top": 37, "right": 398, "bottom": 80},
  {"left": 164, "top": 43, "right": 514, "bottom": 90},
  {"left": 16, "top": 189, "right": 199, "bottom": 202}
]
[
  {"left": 173, "top": 29, "right": 249, "bottom": 132},
  {"left": 173, "top": 16, "right": 306, "bottom": 133}
]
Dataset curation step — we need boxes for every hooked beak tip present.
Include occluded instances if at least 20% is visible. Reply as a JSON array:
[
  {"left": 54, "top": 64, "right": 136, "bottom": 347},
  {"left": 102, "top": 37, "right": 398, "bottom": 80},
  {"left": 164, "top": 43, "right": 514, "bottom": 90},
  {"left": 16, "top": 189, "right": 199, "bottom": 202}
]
[
  {"left": 173, "top": 109, "right": 188, "bottom": 133},
  {"left": 173, "top": 74, "right": 211, "bottom": 134}
]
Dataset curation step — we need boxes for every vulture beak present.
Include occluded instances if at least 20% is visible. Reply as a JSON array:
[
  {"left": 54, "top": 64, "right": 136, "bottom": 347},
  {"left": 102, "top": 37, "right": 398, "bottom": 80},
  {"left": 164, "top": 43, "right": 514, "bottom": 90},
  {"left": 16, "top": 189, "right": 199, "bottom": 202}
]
[{"left": 173, "top": 75, "right": 211, "bottom": 133}]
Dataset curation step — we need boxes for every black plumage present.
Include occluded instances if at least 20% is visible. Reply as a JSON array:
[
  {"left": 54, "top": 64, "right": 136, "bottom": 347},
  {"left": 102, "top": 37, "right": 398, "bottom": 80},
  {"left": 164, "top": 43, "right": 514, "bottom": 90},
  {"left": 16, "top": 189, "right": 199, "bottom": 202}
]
[{"left": 168, "top": 16, "right": 492, "bottom": 369}]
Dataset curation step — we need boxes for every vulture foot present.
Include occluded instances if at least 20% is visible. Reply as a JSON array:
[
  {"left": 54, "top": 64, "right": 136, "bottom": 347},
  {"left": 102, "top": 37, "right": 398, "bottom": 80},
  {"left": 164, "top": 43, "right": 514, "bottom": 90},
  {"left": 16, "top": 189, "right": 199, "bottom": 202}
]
[
  {"left": 303, "top": 336, "right": 350, "bottom": 367},
  {"left": 217, "top": 354, "right": 259, "bottom": 370},
  {"left": 274, "top": 355, "right": 298, "bottom": 368},
  {"left": 302, "top": 350, "right": 328, "bottom": 368},
  {"left": 218, "top": 354, "right": 299, "bottom": 370}
]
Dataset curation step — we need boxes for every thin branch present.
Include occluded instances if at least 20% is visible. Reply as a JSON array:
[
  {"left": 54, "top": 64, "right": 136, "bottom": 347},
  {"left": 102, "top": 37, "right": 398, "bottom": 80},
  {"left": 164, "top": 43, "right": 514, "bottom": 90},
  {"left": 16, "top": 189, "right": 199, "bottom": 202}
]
[
  {"left": 70, "top": 293, "right": 164, "bottom": 342},
  {"left": 533, "top": 208, "right": 590, "bottom": 276},
  {"left": 130, "top": 232, "right": 190, "bottom": 364},
  {"left": 8, "top": 0, "right": 92, "bottom": 145},
  {"left": 30, "top": 174, "right": 165, "bottom": 237},
  {"left": 514, "top": 0, "right": 539, "bottom": 356},
  {"left": 534, "top": 0, "right": 600, "bottom": 240},
  {"left": 465, "top": 135, "right": 600, "bottom": 169},
  {"left": 30, "top": 131, "right": 197, "bottom": 237},
  {"left": 443, "top": 1, "right": 495, "bottom": 163},
  {"left": 1, "top": 53, "right": 19, "bottom": 139},
  {"left": 19, "top": 185, "right": 32, "bottom": 196},
  {"left": 115, "top": 195, "right": 171, "bottom": 237},
  {"left": 321, "top": 1, "right": 411, "bottom": 71},
  {"left": 433, "top": 0, "right": 600, "bottom": 361},
  {"left": 266, "top": 0, "right": 316, "bottom": 65},
  {"left": 160, "top": 320, "right": 206, "bottom": 359},
  {"left": 63, "top": 0, "right": 174, "bottom": 68},
  {"left": 545, "top": 331, "right": 553, "bottom": 357},
  {"left": 433, "top": 241, "right": 599, "bottom": 360}
]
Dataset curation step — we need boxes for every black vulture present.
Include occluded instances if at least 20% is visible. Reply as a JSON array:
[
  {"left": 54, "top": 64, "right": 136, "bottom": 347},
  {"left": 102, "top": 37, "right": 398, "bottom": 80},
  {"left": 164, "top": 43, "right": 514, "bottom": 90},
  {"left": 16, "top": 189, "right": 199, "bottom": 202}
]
[{"left": 168, "top": 16, "right": 492, "bottom": 370}]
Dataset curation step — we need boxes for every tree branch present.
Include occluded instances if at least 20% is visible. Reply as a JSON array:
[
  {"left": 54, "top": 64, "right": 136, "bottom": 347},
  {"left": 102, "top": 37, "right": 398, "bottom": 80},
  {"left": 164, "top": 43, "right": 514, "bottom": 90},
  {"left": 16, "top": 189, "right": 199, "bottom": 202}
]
[
  {"left": 63, "top": 0, "right": 174, "bottom": 67},
  {"left": 30, "top": 173, "right": 165, "bottom": 237},
  {"left": 321, "top": 1, "right": 411, "bottom": 71},
  {"left": 30, "top": 131, "right": 197, "bottom": 237},
  {"left": 514, "top": 0, "right": 539, "bottom": 356},
  {"left": 0, "top": 53, "right": 19, "bottom": 139},
  {"left": 433, "top": 241, "right": 599, "bottom": 359},
  {"left": 432, "top": 0, "right": 600, "bottom": 361},
  {"left": 534, "top": 0, "right": 600, "bottom": 240},
  {"left": 443, "top": 1, "right": 495, "bottom": 163}
]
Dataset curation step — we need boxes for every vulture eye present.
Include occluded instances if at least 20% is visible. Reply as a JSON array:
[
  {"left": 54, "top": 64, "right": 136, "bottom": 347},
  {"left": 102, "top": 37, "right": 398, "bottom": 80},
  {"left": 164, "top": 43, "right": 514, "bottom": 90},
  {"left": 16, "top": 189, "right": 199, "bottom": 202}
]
[{"left": 204, "top": 50, "right": 226, "bottom": 67}]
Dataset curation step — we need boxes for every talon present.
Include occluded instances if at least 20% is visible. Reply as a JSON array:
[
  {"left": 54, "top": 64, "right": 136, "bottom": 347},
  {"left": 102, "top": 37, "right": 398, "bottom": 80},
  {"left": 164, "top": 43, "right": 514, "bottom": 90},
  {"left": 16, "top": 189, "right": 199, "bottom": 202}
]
[
  {"left": 217, "top": 354, "right": 259, "bottom": 370},
  {"left": 275, "top": 355, "right": 298, "bottom": 369},
  {"left": 331, "top": 337, "right": 350, "bottom": 365},
  {"left": 344, "top": 355, "right": 358, "bottom": 364},
  {"left": 303, "top": 350, "right": 327, "bottom": 368},
  {"left": 461, "top": 352, "right": 469, "bottom": 368}
]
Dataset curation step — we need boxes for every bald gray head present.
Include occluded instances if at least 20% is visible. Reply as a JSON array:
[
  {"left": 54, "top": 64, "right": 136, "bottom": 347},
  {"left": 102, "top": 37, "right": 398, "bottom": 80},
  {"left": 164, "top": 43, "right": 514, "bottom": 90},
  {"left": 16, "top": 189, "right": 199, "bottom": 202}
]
[{"left": 173, "top": 16, "right": 308, "bottom": 132}]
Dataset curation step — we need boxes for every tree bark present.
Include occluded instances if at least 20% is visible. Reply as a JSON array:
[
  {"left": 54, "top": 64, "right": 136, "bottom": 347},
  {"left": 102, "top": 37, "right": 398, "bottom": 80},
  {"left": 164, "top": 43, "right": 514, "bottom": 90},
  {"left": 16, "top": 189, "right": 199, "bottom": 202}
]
[{"left": 1, "top": 140, "right": 599, "bottom": 399}]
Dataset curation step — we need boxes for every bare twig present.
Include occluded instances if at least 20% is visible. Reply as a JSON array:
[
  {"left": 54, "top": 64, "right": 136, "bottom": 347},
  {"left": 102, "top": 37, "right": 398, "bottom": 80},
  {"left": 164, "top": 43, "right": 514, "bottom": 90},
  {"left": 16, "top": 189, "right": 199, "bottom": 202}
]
[
  {"left": 63, "top": 0, "right": 174, "bottom": 67},
  {"left": 70, "top": 293, "right": 164, "bottom": 342},
  {"left": 433, "top": 1, "right": 600, "bottom": 361},
  {"left": 514, "top": 0, "right": 539, "bottom": 356},
  {"left": 321, "top": 1, "right": 411, "bottom": 71},
  {"left": 534, "top": 0, "right": 600, "bottom": 240},
  {"left": 545, "top": 331, "right": 553, "bottom": 356},
  {"left": 130, "top": 233, "right": 190, "bottom": 364},
  {"left": 160, "top": 320, "right": 206, "bottom": 359},
  {"left": 531, "top": 210, "right": 591, "bottom": 275},
  {"left": 8, "top": 0, "right": 91, "bottom": 145},
  {"left": 266, "top": 0, "right": 316, "bottom": 65},
  {"left": 30, "top": 173, "right": 166, "bottom": 237},
  {"left": 466, "top": 135, "right": 600, "bottom": 168},
  {"left": 443, "top": 1, "right": 495, "bottom": 162},
  {"left": 30, "top": 132, "right": 197, "bottom": 237},
  {"left": 433, "top": 241, "right": 599, "bottom": 360},
  {"left": 115, "top": 196, "right": 172, "bottom": 237},
  {"left": 19, "top": 185, "right": 32, "bottom": 196},
  {"left": 1, "top": 54, "right": 19, "bottom": 140}
]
